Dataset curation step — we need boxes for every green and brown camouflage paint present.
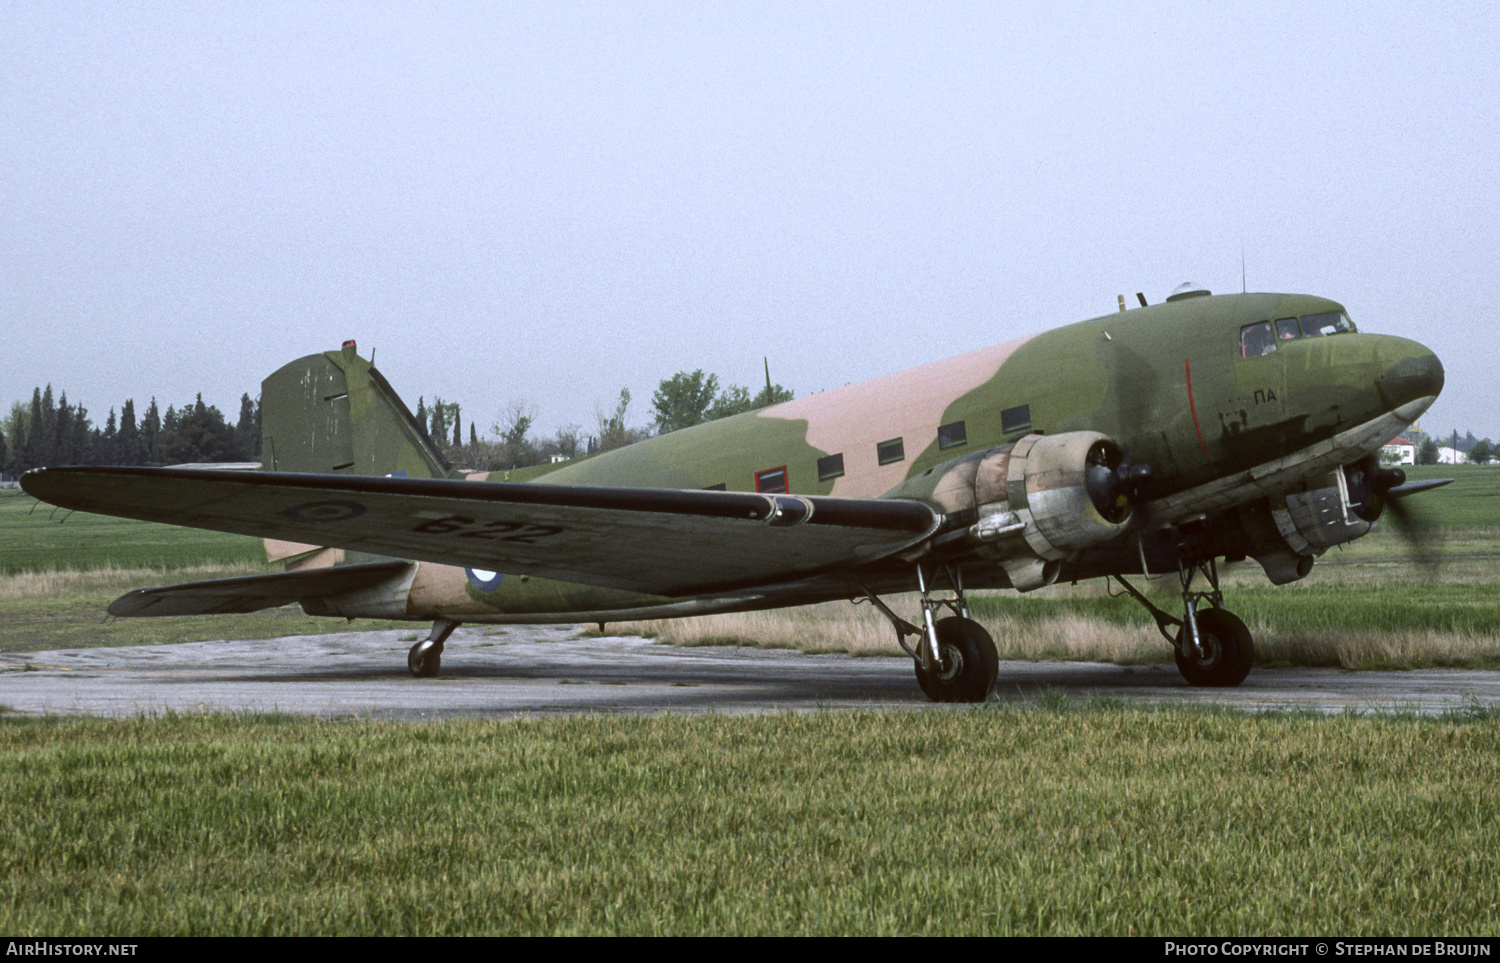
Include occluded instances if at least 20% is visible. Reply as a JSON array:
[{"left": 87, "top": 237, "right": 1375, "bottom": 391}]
[{"left": 258, "top": 289, "right": 1442, "bottom": 621}]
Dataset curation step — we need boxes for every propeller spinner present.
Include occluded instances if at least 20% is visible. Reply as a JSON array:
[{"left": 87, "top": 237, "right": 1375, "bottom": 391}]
[{"left": 1084, "top": 440, "right": 1153, "bottom": 524}]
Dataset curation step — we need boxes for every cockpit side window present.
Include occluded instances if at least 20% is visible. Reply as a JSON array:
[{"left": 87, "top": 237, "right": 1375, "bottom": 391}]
[
  {"left": 1240, "top": 321, "right": 1276, "bottom": 358},
  {"left": 1275, "top": 317, "right": 1301, "bottom": 341},
  {"left": 1301, "top": 311, "right": 1356, "bottom": 336}
]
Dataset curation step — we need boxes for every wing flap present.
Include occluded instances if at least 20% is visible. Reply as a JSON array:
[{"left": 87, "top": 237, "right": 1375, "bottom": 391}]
[{"left": 24, "top": 467, "right": 941, "bottom": 597}]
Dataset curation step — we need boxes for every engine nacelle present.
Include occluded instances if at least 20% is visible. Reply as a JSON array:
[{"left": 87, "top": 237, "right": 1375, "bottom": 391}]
[
  {"left": 898, "top": 431, "right": 1136, "bottom": 591},
  {"left": 1233, "top": 468, "right": 1373, "bottom": 584}
]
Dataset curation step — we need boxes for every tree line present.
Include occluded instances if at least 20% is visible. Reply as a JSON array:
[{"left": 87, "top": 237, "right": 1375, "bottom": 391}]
[
  {"left": 1, "top": 365, "right": 793, "bottom": 479},
  {"left": 418, "top": 368, "right": 794, "bottom": 473},
  {"left": 1, "top": 387, "right": 259, "bottom": 478}
]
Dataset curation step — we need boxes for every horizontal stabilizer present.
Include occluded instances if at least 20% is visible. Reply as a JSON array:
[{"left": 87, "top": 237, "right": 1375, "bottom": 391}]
[
  {"left": 24, "top": 467, "right": 942, "bottom": 597},
  {"left": 108, "top": 560, "right": 414, "bottom": 617}
]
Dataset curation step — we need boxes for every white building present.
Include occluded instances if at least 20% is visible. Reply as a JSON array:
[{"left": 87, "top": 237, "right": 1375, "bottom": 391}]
[{"left": 1381, "top": 436, "right": 1416, "bottom": 465}]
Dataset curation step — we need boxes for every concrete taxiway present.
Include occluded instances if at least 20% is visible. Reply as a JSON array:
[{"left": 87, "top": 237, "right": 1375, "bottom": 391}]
[{"left": 3, "top": 625, "right": 1499, "bottom": 719}]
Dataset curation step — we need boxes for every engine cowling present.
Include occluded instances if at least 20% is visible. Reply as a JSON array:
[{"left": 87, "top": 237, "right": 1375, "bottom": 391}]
[
  {"left": 900, "top": 431, "right": 1140, "bottom": 591},
  {"left": 983, "top": 431, "right": 1137, "bottom": 555},
  {"left": 1232, "top": 467, "right": 1375, "bottom": 584}
]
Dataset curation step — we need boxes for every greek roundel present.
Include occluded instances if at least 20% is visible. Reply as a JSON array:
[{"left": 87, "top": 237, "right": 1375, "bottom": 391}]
[{"left": 465, "top": 568, "right": 505, "bottom": 591}]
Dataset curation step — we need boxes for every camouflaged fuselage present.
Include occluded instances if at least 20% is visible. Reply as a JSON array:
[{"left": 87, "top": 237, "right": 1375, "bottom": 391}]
[{"left": 427, "top": 291, "right": 1441, "bottom": 621}]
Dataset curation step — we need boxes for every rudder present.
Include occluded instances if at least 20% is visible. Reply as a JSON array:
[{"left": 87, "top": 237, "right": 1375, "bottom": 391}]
[{"left": 260, "top": 340, "right": 455, "bottom": 480}]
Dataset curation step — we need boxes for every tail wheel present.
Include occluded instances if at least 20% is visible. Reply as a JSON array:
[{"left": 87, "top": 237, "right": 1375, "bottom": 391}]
[
  {"left": 915, "top": 617, "right": 999, "bottom": 703},
  {"left": 1174, "top": 608, "right": 1253, "bottom": 687},
  {"left": 408, "top": 639, "right": 442, "bottom": 678}
]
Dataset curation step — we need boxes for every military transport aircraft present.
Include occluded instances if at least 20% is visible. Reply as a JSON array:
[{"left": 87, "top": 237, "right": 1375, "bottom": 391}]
[{"left": 21, "top": 283, "right": 1446, "bottom": 702}]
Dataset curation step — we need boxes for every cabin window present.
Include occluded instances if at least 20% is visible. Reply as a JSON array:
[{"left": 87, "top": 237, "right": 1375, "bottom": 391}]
[
  {"left": 877, "top": 438, "right": 905, "bottom": 465},
  {"left": 1001, "top": 404, "right": 1032, "bottom": 436},
  {"left": 755, "top": 467, "right": 788, "bottom": 493},
  {"left": 938, "top": 421, "right": 967, "bottom": 450},
  {"left": 703, "top": 483, "right": 726, "bottom": 491},
  {"left": 817, "top": 453, "right": 845, "bottom": 481},
  {"left": 1240, "top": 321, "right": 1276, "bottom": 357}
]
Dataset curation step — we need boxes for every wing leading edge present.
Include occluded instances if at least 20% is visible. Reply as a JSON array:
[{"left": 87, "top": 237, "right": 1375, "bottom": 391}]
[{"left": 22, "top": 467, "right": 943, "bottom": 597}]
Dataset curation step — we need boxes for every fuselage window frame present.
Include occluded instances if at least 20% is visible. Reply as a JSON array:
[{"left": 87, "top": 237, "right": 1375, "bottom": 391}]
[
  {"left": 1000, "top": 404, "right": 1032, "bottom": 436},
  {"left": 876, "top": 438, "right": 905, "bottom": 466},
  {"left": 755, "top": 466, "right": 788, "bottom": 494},
  {"left": 817, "top": 453, "right": 845, "bottom": 482},
  {"left": 1240, "top": 321, "right": 1276, "bottom": 358},
  {"left": 937, "top": 421, "right": 968, "bottom": 450}
]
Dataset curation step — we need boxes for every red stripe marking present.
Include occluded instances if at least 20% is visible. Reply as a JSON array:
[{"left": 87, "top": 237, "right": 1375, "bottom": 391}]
[{"left": 1185, "top": 359, "right": 1210, "bottom": 458}]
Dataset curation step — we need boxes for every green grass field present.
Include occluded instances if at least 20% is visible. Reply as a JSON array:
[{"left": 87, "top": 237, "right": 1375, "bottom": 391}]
[
  {"left": 3, "top": 706, "right": 1499, "bottom": 935},
  {"left": 0, "top": 490, "right": 411, "bottom": 652},
  {"left": 0, "top": 488, "right": 265, "bottom": 575},
  {"left": 1396, "top": 464, "right": 1500, "bottom": 531}
]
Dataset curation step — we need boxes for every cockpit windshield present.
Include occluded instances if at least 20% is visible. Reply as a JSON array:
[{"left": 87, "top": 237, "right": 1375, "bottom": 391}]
[
  {"left": 1300, "top": 312, "right": 1356, "bottom": 337},
  {"left": 1240, "top": 312, "right": 1356, "bottom": 357}
]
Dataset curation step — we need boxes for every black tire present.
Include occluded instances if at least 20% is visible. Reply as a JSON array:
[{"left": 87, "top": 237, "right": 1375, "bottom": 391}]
[
  {"left": 914, "top": 617, "right": 999, "bottom": 703},
  {"left": 408, "top": 639, "right": 441, "bottom": 678},
  {"left": 1174, "top": 608, "right": 1253, "bottom": 687}
]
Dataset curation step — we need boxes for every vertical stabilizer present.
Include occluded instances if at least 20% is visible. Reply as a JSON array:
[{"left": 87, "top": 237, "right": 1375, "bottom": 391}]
[{"left": 260, "top": 341, "right": 455, "bottom": 480}]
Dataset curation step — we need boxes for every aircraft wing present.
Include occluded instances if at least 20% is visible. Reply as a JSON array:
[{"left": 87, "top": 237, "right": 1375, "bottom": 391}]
[{"left": 22, "top": 467, "right": 943, "bottom": 597}]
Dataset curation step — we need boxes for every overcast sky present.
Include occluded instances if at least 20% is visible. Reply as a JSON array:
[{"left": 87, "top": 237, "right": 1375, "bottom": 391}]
[{"left": 3, "top": 1, "right": 1497, "bottom": 444}]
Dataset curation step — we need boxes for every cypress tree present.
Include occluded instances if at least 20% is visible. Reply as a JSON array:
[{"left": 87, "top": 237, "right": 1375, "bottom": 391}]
[
  {"left": 142, "top": 398, "right": 161, "bottom": 464},
  {"left": 119, "top": 399, "right": 140, "bottom": 464}
]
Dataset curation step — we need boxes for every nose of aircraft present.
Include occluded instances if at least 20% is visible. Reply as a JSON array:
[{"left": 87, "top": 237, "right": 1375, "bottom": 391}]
[{"left": 1375, "top": 338, "right": 1444, "bottom": 415}]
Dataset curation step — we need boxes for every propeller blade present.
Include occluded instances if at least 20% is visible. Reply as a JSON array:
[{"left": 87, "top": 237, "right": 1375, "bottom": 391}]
[
  {"left": 1378, "top": 483, "right": 1444, "bottom": 570},
  {"left": 1387, "top": 478, "right": 1453, "bottom": 499},
  {"left": 1345, "top": 456, "right": 1447, "bottom": 568}
]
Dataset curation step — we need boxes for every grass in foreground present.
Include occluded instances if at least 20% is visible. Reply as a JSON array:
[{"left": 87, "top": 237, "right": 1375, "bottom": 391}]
[{"left": 2, "top": 707, "right": 1499, "bottom": 935}]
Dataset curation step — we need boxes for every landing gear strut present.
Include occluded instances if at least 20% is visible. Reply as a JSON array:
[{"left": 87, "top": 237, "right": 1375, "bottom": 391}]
[
  {"left": 859, "top": 565, "right": 998, "bottom": 703},
  {"left": 408, "top": 619, "right": 459, "bottom": 678},
  {"left": 1172, "top": 558, "right": 1253, "bottom": 687},
  {"left": 1111, "top": 556, "right": 1253, "bottom": 687}
]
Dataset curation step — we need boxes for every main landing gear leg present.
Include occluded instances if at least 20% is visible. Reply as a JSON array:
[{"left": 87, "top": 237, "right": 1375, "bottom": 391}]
[
  {"left": 1110, "top": 558, "right": 1253, "bottom": 688},
  {"left": 408, "top": 618, "right": 459, "bottom": 678},
  {"left": 858, "top": 565, "right": 997, "bottom": 703}
]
